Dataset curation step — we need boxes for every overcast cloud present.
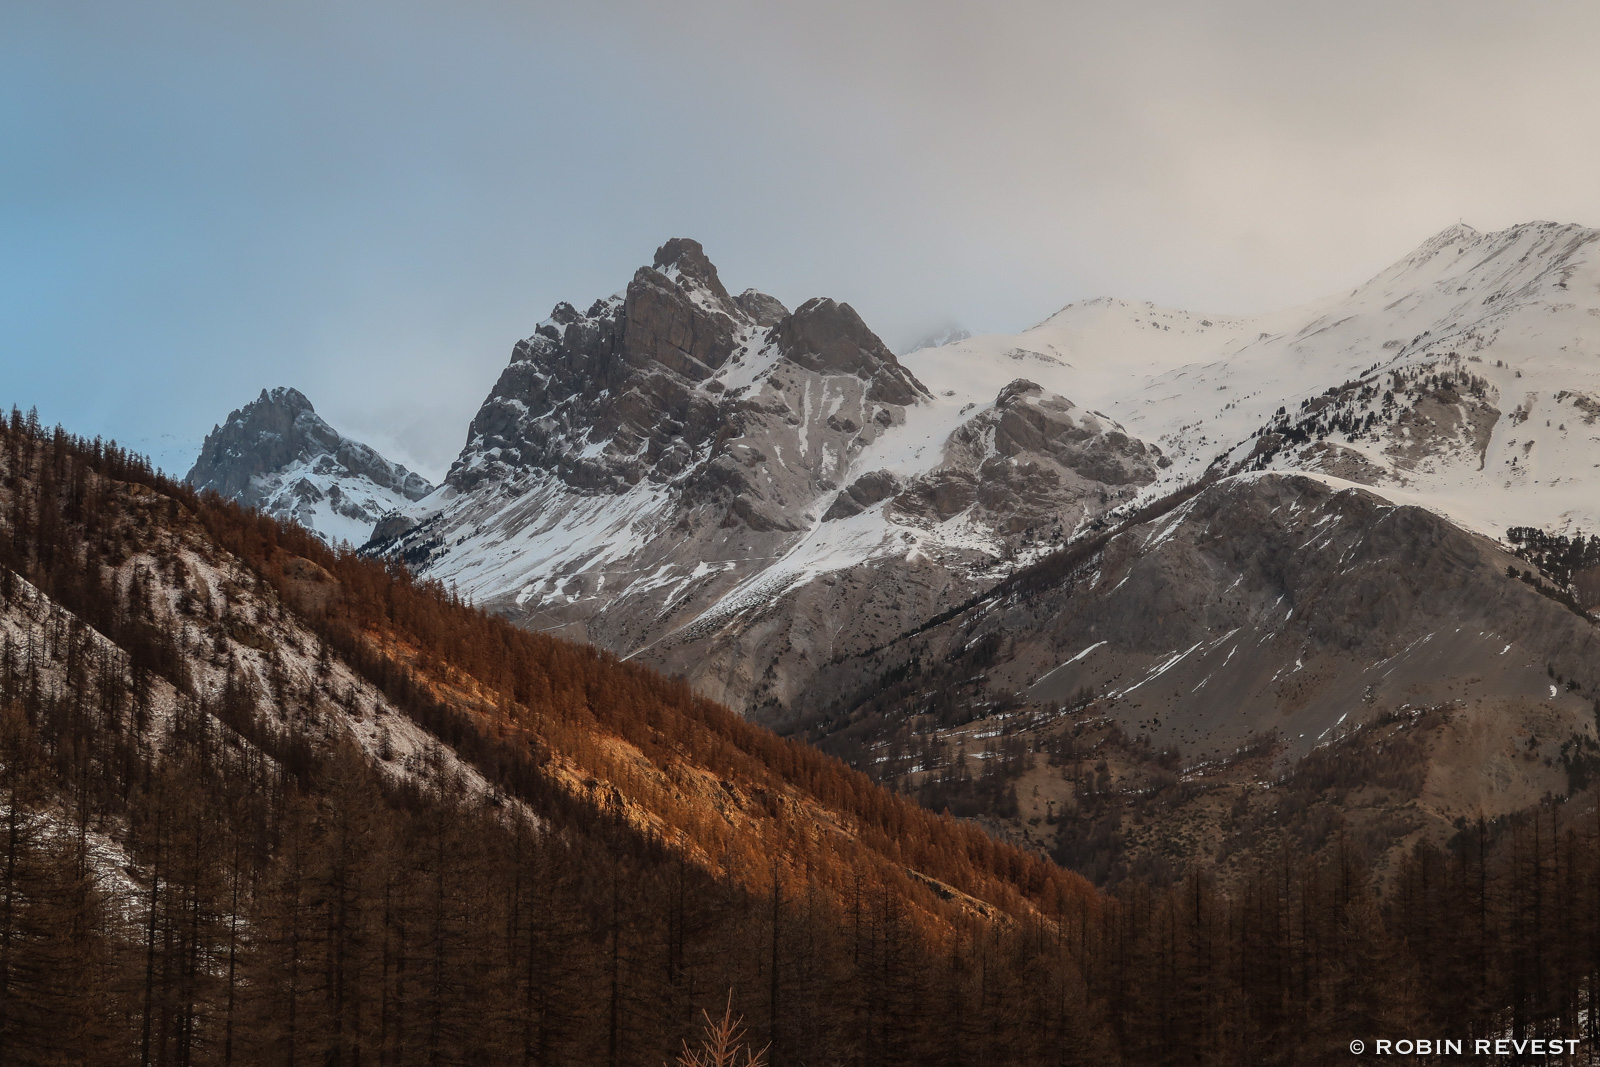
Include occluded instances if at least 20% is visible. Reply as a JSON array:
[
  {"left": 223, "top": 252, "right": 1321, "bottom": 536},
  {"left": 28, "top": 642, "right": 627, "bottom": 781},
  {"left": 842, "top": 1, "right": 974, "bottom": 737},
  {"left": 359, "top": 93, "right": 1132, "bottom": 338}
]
[{"left": 5, "top": 0, "right": 1600, "bottom": 479}]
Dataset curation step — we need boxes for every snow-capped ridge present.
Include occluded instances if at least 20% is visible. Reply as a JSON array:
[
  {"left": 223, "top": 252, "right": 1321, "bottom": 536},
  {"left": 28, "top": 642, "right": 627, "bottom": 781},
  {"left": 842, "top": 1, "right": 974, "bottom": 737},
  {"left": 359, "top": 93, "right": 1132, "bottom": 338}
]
[{"left": 186, "top": 386, "right": 433, "bottom": 547}]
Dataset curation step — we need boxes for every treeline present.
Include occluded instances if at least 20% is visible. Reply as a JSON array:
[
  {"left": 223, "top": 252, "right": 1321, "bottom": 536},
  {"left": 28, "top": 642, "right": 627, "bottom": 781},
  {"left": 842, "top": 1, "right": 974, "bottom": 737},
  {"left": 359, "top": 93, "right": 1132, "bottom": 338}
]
[
  {"left": 1507, "top": 526, "right": 1600, "bottom": 587},
  {"left": 3, "top": 408, "right": 1600, "bottom": 1063},
  {"left": 1242, "top": 363, "right": 1491, "bottom": 467}
]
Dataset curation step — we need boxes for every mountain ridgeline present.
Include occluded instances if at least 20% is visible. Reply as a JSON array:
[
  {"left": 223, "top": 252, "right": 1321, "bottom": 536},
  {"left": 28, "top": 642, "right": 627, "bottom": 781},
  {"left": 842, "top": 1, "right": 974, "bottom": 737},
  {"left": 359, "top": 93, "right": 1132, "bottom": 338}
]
[{"left": 193, "top": 224, "right": 1600, "bottom": 738}]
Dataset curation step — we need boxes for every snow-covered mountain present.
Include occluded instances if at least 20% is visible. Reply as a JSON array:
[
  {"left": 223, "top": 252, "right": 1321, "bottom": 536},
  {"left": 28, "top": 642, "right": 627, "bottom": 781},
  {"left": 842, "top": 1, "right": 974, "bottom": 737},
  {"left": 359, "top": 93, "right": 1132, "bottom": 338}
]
[
  {"left": 370, "top": 221, "right": 1600, "bottom": 726},
  {"left": 917, "top": 220, "right": 1600, "bottom": 539},
  {"left": 187, "top": 387, "right": 433, "bottom": 546},
  {"left": 372, "top": 239, "right": 1162, "bottom": 712}
]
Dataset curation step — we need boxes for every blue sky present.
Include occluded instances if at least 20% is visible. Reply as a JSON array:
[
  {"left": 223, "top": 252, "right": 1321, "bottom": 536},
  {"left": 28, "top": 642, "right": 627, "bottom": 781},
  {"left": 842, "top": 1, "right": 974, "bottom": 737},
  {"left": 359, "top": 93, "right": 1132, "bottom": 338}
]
[{"left": 7, "top": 1, "right": 1600, "bottom": 479}]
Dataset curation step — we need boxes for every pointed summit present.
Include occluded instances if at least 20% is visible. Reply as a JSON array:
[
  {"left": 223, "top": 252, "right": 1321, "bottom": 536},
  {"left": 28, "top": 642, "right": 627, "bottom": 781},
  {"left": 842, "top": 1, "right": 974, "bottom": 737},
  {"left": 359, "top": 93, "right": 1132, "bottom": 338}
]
[
  {"left": 187, "top": 387, "right": 433, "bottom": 545},
  {"left": 652, "top": 237, "right": 731, "bottom": 301}
]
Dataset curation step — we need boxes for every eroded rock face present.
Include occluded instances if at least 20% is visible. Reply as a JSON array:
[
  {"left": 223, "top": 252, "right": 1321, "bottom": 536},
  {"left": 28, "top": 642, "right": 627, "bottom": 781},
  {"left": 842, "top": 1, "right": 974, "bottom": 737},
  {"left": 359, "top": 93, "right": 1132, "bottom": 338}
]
[
  {"left": 771, "top": 298, "right": 929, "bottom": 406},
  {"left": 442, "top": 240, "right": 929, "bottom": 520},
  {"left": 187, "top": 388, "right": 433, "bottom": 545},
  {"left": 891, "top": 380, "right": 1162, "bottom": 534},
  {"left": 822, "top": 470, "right": 900, "bottom": 520}
]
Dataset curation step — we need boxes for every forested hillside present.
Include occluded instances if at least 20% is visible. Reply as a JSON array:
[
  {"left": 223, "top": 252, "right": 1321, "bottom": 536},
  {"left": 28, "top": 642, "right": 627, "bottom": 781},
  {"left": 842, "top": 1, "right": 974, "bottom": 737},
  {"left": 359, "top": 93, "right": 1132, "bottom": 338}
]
[{"left": 4, "top": 406, "right": 1600, "bottom": 1064}]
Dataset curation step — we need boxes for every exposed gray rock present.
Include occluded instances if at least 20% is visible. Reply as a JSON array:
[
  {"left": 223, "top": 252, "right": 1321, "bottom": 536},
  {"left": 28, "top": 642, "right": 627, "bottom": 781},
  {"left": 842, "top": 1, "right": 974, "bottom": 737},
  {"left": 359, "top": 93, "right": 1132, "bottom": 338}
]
[
  {"left": 822, "top": 470, "right": 900, "bottom": 521},
  {"left": 771, "top": 298, "right": 930, "bottom": 406},
  {"left": 890, "top": 379, "right": 1161, "bottom": 533},
  {"left": 796, "top": 472, "right": 1600, "bottom": 762},
  {"left": 189, "top": 388, "right": 430, "bottom": 502},
  {"left": 735, "top": 288, "right": 790, "bottom": 326}
]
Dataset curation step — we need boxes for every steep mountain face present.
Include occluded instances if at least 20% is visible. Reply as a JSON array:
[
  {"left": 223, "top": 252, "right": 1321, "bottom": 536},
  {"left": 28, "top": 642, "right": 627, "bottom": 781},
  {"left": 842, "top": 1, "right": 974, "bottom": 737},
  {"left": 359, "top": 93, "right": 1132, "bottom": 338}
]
[
  {"left": 797, "top": 471, "right": 1600, "bottom": 879},
  {"left": 806, "top": 472, "right": 1600, "bottom": 754},
  {"left": 187, "top": 386, "right": 433, "bottom": 545},
  {"left": 374, "top": 239, "right": 1160, "bottom": 712}
]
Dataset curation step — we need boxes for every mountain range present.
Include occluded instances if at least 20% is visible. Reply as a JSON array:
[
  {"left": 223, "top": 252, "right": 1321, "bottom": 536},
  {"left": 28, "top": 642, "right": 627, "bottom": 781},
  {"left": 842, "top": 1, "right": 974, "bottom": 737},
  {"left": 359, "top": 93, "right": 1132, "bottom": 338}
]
[
  {"left": 13, "top": 408, "right": 1597, "bottom": 1063},
  {"left": 189, "top": 221, "right": 1600, "bottom": 878}
]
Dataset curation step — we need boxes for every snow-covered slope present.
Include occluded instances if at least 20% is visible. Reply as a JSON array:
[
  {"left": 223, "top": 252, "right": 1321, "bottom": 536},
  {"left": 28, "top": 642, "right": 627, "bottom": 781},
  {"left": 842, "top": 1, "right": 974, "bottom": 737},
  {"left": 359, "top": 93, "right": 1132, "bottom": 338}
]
[
  {"left": 187, "top": 387, "right": 434, "bottom": 546},
  {"left": 910, "top": 221, "right": 1600, "bottom": 539}
]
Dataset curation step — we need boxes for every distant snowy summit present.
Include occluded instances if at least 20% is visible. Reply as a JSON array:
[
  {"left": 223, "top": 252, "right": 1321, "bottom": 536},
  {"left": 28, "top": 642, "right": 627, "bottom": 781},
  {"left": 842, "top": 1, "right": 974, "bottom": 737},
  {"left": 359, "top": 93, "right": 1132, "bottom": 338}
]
[
  {"left": 898, "top": 322, "right": 971, "bottom": 355},
  {"left": 185, "top": 386, "right": 433, "bottom": 546}
]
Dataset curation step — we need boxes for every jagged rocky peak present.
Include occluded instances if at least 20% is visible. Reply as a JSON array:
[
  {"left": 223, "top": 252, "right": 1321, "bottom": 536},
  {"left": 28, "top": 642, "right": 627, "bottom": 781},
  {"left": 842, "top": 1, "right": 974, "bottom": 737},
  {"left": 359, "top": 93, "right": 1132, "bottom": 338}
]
[
  {"left": 652, "top": 237, "right": 735, "bottom": 305},
  {"left": 188, "top": 386, "right": 317, "bottom": 499},
  {"left": 187, "top": 386, "right": 433, "bottom": 546},
  {"left": 446, "top": 237, "right": 924, "bottom": 499},
  {"left": 771, "top": 297, "right": 929, "bottom": 405}
]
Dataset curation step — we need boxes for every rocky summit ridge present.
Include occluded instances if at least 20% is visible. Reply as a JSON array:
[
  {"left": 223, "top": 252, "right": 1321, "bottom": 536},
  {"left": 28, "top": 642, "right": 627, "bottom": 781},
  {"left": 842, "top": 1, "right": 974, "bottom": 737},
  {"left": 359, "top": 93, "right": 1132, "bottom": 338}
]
[
  {"left": 186, "top": 386, "right": 433, "bottom": 547},
  {"left": 367, "top": 238, "right": 1160, "bottom": 715}
]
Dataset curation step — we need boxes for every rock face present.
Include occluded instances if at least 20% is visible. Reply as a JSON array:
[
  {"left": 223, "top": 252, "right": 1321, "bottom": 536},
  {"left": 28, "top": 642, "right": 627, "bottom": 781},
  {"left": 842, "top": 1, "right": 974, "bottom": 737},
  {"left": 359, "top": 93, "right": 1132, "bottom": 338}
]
[
  {"left": 186, "top": 387, "right": 433, "bottom": 546},
  {"left": 889, "top": 380, "right": 1161, "bottom": 532},
  {"left": 372, "top": 239, "right": 1161, "bottom": 715},
  {"left": 422, "top": 237, "right": 928, "bottom": 523},
  {"left": 805, "top": 472, "right": 1599, "bottom": 758}
]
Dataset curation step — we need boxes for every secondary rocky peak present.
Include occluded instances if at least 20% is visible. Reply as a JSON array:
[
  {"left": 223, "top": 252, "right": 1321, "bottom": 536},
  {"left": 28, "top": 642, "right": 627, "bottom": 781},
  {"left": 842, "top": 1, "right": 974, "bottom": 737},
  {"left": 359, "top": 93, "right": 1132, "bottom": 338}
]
[
  {"left": 734, "top": 288, "right": 789, "bottom": 327},
  {"left": 187, "top": 386, "right": 433, "bottom": 545},
  {"left": 189, "top": 387, "right": 325, "bottom": 498},
  {"left": 994, "top": 378, "right": 1048, "bottom": 408},
  {"left": 652, "top": 237, "right": 730, "bottom": 297},
  {"left": 771, "top": 297, "right": 930, "bottom": 406}
]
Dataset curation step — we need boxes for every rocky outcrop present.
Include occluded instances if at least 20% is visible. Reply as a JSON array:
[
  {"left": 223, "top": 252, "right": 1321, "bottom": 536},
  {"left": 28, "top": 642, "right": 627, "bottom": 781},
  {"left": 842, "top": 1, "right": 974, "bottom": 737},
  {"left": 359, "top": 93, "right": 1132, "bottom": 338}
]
[
  {"left": 187, "top": 388, "right": 433, "bottom": 545},
  {"left": 822, "top": 470, "right": 900, "bottom": 520},
  {"left": 735, "top": 288, "right": 790, "bottom": 326},
  {"left": 771, "top": 298, "right": 929, "bottom": 406},
  {"left": 891, "top": 380, "right": 1162, "bottom": 533}
]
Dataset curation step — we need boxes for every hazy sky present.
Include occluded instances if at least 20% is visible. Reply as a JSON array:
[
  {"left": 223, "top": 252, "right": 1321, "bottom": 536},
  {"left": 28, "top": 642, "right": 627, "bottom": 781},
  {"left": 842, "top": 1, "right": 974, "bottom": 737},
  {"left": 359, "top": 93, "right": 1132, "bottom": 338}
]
[{"left": 7, "top": 1, "right": 1600, "bottom": 480}]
